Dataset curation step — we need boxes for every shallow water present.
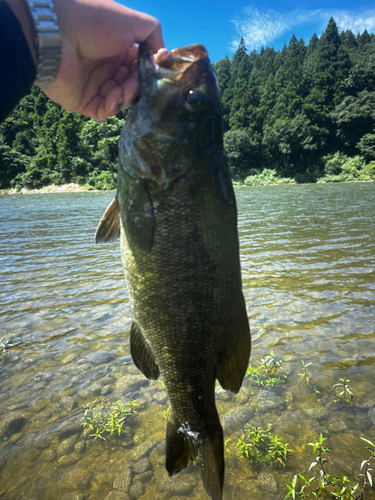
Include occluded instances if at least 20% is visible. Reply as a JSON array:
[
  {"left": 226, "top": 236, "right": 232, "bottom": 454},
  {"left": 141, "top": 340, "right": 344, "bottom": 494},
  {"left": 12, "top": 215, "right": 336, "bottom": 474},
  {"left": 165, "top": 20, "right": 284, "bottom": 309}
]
[{"left": 0, "top": 182, "right": 374, "bottom": 500}]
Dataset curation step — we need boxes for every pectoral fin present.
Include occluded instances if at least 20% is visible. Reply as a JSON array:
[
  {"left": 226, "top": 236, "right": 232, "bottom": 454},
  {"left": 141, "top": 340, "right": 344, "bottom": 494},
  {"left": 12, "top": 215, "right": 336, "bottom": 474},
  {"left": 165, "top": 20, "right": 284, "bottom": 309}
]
[
  {"left": 216, "top": 300, "right": 251, "bottom": 393},
  {"left": 130, "top": 322, "right": 159, "bottom": 380},
  {"left": 95, "top": 197, "right": 121, "bottom": 244}
]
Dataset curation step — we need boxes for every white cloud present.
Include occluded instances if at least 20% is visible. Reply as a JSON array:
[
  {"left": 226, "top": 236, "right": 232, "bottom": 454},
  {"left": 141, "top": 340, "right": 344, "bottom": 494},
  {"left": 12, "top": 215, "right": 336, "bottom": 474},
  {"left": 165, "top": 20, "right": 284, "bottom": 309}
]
[{"left": 231, "top": 6, "right": 375, "bottom": 52}]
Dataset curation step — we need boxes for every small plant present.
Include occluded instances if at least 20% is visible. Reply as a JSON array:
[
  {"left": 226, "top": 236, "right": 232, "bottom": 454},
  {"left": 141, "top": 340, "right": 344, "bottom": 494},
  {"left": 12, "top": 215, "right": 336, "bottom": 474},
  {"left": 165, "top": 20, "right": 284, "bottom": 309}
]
[
  {"left": 162, "top": 406, "right": 170, "bottom": 421},
  {"left": 224, "top": 438, "right": 232, "bottom": 455},
  {"left": 246, "top": 351, "right": 287, "bottom": 387},
  {"left": 237, "top": 425, "right": 292, "bottom": 467},
  {"left": 81, "top": 399, "right": 137, "bottom": 440},
  {"left": 334, "top": 378, "right": 354, "bottom": 404},
  {"left": 284, "top": 435, "right": 375, "bottom": 499},
  {"left": 300, "top": 361, "right": 312, "bottom": 384}
]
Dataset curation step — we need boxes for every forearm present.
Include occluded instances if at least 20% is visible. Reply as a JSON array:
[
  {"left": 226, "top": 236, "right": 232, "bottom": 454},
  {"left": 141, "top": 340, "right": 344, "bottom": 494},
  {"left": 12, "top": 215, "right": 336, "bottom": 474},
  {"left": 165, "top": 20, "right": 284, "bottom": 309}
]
[
  {"left": 0, "top": 0, "right": 36, "bottom": 121},
  {"left": 4, "top": 0, "right": 37, "bottom": 65}
]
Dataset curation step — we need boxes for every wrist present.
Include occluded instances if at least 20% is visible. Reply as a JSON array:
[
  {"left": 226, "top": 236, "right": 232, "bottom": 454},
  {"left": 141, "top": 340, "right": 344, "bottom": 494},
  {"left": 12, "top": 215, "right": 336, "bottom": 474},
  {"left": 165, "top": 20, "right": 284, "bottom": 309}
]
[{"left": 25, "top": 0, "right": 62, "bottom": 87}]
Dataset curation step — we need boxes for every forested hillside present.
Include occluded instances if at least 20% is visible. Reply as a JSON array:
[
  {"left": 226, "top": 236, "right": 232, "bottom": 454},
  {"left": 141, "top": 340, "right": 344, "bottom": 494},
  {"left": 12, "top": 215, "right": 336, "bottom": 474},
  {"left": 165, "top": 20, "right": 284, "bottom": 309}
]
[{"left": 1, "top": 17, "right": 375, "bottom": 190}]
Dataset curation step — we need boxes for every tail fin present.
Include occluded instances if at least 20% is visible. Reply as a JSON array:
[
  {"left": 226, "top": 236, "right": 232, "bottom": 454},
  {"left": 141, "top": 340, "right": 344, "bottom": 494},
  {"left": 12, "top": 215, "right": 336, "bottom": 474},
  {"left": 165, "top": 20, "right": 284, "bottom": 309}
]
[{"left": 166, "top": 420, "right": 224, "bottom": 500}]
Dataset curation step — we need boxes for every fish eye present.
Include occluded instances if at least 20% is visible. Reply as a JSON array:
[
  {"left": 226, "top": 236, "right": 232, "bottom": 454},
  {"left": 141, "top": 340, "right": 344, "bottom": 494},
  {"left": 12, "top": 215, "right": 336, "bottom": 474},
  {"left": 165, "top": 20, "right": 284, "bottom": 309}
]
[{"left": 186, "top": 89, "right": 201, "bottom": 104}]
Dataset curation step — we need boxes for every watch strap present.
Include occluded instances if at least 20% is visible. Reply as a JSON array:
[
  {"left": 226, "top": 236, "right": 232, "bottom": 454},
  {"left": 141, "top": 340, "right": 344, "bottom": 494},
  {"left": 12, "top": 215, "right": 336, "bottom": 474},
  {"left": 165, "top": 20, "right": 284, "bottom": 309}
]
[{"left": 26, "top": 0, "right": 61, "bottom": 87}]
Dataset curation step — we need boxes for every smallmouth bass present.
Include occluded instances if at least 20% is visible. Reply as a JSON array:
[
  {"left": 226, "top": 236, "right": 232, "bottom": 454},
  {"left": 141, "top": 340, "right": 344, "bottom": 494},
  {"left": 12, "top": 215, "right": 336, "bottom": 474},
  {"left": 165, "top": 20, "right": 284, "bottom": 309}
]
[{"left": 96, "top": 42, "right": 251, "bottom": 500}]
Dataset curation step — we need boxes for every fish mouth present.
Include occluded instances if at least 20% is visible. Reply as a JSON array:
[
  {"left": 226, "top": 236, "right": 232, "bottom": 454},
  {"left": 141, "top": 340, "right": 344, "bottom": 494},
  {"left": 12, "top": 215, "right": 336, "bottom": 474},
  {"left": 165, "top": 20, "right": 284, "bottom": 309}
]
[{"left": 138, "top": 42, "right": 210, "bottom": 89}]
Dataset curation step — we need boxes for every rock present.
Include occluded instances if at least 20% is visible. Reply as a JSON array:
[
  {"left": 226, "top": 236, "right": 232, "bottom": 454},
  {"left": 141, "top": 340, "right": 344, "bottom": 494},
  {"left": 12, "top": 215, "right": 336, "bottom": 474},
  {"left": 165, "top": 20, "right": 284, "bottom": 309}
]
[
  {"left": 40, "top": 449, "right": 56, "bottom": 462},
  {"left": 132, "top": 457, "right": 150, "bottom": 474},
  {"left": 87, "top": 351, "right": 114, "bottom": 366},
  {"left": 54, "top": 416, "right": 83, "bottom": 439},
  {"left": 61, "top": 493, "right": 86, "bottom": 500},
  {"left": 303, "top": 405, "right": 330, "bottom": 422},
  {"left": 74, "top": 441, "right": 86, "bottom": 454},
  {"left": 215, "top": 387, "right": 233, "bottom": 402},
  {"left": 102, "top": 385, "right": 113, "bottom": 396},
  {"left": 252, "top": 391, "right": 284, "bottom": 413},
  {"left": 116, "top": 375, "right": 150, "bottom": 394},
  {"left": 58, "top": 397, "right": 77, "bottom": 412},
  {"left": 105, "top": 492, "right": 130, "bottom": 500},
  {"left": 129, "top": 480, "right": 144, "bottom": 499},
  {"left": 368, "top": 408, "right": 375, "bottom": 425},
  {"left": 62, "top": 354, "right": 78, "bottom": 365},
  {"left": 256, "top": 472, "right": 278, "bottom": 493},
  {"left": 56, "top": 453, "right": 80, "bottom": 467},
  {"left": 0, "top": 412, "right": 25, "bottom": 438},
  {"left": 8, "top": 432, "right": 22, "bottom": 444},
  {"left": 131, "top": 439, "right": 155, "bottom": 461},
  {"left": 137, "top": 471, "right": 153, "bottom": 483},
  {"left": 113, "top": 469, "right": 132, "bottom": 492},
  {"left": 56, "top": 435, "right": 78, "bottom": 457},
  {"left": 89, "top": 382, "right": 103, "bottom": 395},
  {"left": 153, "top": 391, "right": 168, "bottom": 404},
  {"left": 160, "top": 475, "right": 196, "bottom": 496},
  {"left": 34, "top": 432, "right": 50, "bottom": 450},
  {"left": 222, "top": 406, "right": 254, "bottom": 434}
]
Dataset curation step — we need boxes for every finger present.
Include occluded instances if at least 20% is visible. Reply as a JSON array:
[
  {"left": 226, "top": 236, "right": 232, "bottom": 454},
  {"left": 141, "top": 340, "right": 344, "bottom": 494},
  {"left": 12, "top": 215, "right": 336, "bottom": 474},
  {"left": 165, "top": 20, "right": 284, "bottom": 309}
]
[
  {"left": 99, "top": 79, "right": 119, "bottom": 98},
  {"left": 113, "top": 65, "right": 130, "bottom": 85},
  {"left": 122, "top": 77, "right": 139, "bottom": 108},
  {"left": 145, "top": 23, "right": 165, "bottom": 53}
]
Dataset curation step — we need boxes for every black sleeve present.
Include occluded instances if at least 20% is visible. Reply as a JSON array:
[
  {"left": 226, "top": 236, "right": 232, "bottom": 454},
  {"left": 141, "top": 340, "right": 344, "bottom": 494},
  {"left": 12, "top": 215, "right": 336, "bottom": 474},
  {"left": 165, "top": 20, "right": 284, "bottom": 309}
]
[{"left": 0, "top": 0, "right": 36, "bottom": 122}]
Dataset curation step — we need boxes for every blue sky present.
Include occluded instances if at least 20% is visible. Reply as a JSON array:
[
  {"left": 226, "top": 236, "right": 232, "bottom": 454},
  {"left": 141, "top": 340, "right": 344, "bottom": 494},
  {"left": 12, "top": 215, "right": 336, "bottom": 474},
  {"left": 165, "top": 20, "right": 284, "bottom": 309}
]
[{"left": 119, "top": 0, "right": 375, "bottom": 62}]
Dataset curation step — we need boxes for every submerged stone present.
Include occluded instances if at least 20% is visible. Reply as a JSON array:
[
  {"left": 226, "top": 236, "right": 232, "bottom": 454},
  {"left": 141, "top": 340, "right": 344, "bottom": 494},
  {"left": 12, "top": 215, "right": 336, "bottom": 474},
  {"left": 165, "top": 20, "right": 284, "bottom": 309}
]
[
  {"left": 0, "top": 412, "right": 25, "bottom": 438},
  {"left": 256, "top": 472, "right": 278, "bottom": 493}
]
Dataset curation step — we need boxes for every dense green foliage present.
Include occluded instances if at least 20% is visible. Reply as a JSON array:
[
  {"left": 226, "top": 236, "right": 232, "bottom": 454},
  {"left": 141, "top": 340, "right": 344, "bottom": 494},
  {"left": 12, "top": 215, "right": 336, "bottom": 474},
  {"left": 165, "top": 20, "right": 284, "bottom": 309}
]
[
  {"left": 216, "top": 18, "right": 375, "bottom": 183},
  {"left": 0, "top": 88, "right": 127, "bottom": 190},
  {"left": 1, "top": 18, "right": 375, "bottom": 189}
]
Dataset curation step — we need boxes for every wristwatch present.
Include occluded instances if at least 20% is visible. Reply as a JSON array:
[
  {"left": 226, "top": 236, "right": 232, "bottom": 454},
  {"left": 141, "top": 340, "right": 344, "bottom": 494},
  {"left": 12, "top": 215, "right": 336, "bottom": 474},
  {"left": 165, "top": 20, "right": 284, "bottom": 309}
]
[{"left": 26, "top": 0, "right": 61, "bottom": 87}]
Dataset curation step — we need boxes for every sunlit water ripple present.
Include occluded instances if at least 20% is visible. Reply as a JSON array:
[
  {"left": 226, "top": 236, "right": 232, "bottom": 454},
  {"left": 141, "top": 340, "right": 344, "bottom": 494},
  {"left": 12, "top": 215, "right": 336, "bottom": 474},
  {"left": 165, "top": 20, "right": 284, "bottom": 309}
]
[{"left": 0, "top": 182, "right": 374, "bottom": 500}]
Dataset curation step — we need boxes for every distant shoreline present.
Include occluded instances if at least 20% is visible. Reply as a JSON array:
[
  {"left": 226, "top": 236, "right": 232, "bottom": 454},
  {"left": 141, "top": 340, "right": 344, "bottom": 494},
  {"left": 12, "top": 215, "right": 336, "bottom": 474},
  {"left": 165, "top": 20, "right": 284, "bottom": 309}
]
[{"left": 3, "top": 183, "right": 100, "bottom": 195}]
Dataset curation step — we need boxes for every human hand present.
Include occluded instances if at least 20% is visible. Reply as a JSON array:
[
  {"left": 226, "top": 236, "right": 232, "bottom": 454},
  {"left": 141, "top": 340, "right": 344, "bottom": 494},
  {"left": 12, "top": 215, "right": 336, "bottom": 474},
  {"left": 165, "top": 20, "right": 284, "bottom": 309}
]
[{"left": 42, "top": 0, "right": 164, "bottom": 120}]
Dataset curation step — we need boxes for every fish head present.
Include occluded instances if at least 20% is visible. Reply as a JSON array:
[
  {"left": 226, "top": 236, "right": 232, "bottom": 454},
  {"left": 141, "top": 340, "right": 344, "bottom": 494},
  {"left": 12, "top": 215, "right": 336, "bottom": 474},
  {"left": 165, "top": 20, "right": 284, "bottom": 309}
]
[{"left": 119, "top": 43, "right": 222, "bottom": 187}]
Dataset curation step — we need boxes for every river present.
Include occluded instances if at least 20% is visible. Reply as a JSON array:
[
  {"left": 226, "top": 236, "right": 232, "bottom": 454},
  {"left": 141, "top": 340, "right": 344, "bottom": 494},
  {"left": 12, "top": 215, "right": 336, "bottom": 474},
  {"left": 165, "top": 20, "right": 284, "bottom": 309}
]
[{"left": 0, "top": 182, "right": 374, "bottom": 500}]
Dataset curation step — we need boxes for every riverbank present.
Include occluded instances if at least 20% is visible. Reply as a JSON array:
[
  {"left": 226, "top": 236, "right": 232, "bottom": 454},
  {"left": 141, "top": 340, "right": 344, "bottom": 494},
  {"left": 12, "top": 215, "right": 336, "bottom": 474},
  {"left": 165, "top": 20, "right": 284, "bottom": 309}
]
[{"left": 2, "top": 183, "right": 99, "bottom": 195}]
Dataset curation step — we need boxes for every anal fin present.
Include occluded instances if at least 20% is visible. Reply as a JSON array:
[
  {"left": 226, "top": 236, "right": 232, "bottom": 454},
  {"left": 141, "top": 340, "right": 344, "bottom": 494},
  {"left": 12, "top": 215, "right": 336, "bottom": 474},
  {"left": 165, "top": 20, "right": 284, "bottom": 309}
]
[
  {"left": 217, "top": 299, "right": 251, "bottom": 393},
  {"left": 95, "top": 197, "right": 121, "bottom": 243},
  {"left": 130, "top": 322, "right": 159, "bottom": 380}
]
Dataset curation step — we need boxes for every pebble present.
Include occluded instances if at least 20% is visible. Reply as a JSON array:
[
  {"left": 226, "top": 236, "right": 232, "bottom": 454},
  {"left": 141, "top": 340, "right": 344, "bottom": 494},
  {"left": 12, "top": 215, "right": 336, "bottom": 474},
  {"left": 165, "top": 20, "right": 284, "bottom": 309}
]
[
  {"left": 131, "top": 439, "right": 155, "bottom": 461},
  {"left": 56, "top": 435, "right": 78, "bottom": 457},
  {"left": 256, "top": 472, "right": 278, "bottom": 493},
  {"left": 129, "top": 480, "right": 144, "bottom": 499},
  {"left": 89, "top": 382, "right": 103, "bottom": 395},
  {"left": 132, "top": 457, "right": 150, "bottom": 474},
  {"left": 34, "top": 433, "right": 50, "bottom": 450},
  {"left": 113, "top": 469, "right": 132, "bottom": 493},
  {"left": 40, "top": 449, "right": 56, "bottom": 462},
  {"left": 160, "top": 474, "right": 196, "bottom": 496},
  {"left": 56, "top": 453, "right": 81, "bottom": 467},
  {"left": 8, "top": 432, "right": 22, "bottom": 444},
  {"left": 74, "top": 441, "right": 86, "bottom": 454},
  {"left": 368, "top": 408, "right": 375, "bottom": 425},
  {"left": 104, "top": 492, "right": 130, "bottom": 500},
  {"left": 101, "top": 385, "right": 113, "bottom": 396},
  {"left": 62, "top": 354, "right": 79, "bottom": 365},
  {"left": 222, "top": 406, "right": 254, "bottom": 434},
  {"left": 137, "top": 471, "right": 153, "bottom": 483},
  {"left": 87, "top": 351, "right": 114, "bottom": 366},
  {"left": 116, "top": 375, "right": 150, "bottom": 394}
]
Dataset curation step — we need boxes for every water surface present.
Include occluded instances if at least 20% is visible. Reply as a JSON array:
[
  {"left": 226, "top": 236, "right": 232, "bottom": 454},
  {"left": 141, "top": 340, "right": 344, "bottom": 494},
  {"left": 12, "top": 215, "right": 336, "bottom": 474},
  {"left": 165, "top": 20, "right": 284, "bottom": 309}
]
[{"left": 0, "top": 183, "right": 374, "bottom": 499}]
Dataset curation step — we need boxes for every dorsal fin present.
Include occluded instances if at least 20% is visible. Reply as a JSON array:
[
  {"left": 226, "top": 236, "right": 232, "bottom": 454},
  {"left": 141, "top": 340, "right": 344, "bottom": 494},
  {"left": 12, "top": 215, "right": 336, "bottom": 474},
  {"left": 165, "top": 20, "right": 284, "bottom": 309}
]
[{"left": 95, "top": 197, "right": 121, "bottom": 244}]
